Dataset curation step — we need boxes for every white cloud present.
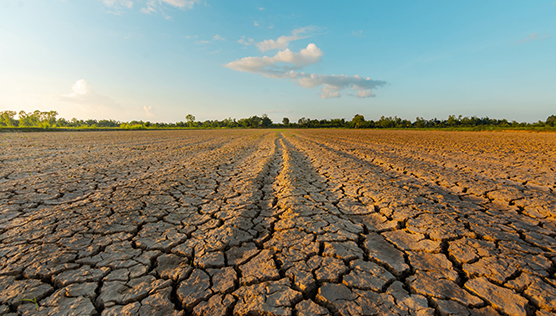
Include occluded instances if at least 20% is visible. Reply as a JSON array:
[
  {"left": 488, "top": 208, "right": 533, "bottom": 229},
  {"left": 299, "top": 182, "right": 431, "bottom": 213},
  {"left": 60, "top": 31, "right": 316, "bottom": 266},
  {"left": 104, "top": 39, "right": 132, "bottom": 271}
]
[
  {"left": 225, "top": 44, "right": 386, "bottom": 99},
  {"left": 102, "top": 0, "right": 202, "bottom": 15},
  {"left": 254, "top": 21, "right": 260, "bottom": 27},
  {"left": 103, "top": 0, "right": 133, "bottom": 8},
  {"left": 191, "top": 35, "right": 224, "bottom": 45},
  {"left": 43, "top": 79, "right": 158, "bottom": 120},
  {"left": 143, "top": 105, "right": 154, "bottom": 117},
  {"left": 320, "top": 85, "right": 341, "bottom": 99},
  {"left": 55, "top": 79, "right": 117, "bottom": 105},
  {"left": 256, "top": 26, "right": 316, "bottom": 52},
  {"left": 352, "top": 30, "right": 364, "bottom": 38},
  {"left": 160, "top": 0, "right": 202, "bottom": 8},
  {"left": 141, "top": 0, "right": 157, "bottom": 14},
  {"left": 102, "top": 0, "right": 133, "bottom": 14},
  {"left": 140, "top": 6, "right": 156, "bottom": 14},
  {"left": 516, "top": 32, "right": 550, "bottom": 44},
  {"left": 355, "top": 88, "right": 373, "bottom": 98},
  {"left": 258, "top": 7, "right": 264, "bottom": 10},
  {"left": 237, "top": 36, "right": 254, "bottom": 45},
  {"left": 518, "top": 32, "right": 539, "bottom": 43},
  {"left": 297, "top": 74, "right": 385, "bottom": 99},
  {"left": 138, "top": 0, "right": 202, "bottom": 16},
  {"left": 71, "top": 79, "right": 89, "bottom": 95},
  {"left": 225, "top": 43, "right": 323, "bottom": 74}
]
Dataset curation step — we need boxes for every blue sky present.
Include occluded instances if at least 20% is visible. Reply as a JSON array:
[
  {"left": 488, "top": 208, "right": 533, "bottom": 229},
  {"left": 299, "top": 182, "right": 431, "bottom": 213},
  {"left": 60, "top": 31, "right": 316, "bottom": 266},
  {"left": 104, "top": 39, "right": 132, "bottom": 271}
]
[{"left": 1, "top": 0, "right": 554, "bottom": 123}]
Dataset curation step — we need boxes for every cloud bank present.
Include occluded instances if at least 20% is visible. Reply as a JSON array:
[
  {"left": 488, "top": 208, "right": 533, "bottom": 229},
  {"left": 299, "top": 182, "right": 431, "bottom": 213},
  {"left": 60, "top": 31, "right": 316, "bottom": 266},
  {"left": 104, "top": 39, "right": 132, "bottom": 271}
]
[{"left": 226, "top": 43, "right": 386, "bottom": 99}]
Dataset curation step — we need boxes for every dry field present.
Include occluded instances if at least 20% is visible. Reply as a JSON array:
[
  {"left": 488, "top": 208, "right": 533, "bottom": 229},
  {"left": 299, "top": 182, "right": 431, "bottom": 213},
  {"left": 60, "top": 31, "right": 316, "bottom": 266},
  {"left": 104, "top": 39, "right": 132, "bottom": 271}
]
[{"left": 0, "top": 129, "right": 555, "bottom": 316}]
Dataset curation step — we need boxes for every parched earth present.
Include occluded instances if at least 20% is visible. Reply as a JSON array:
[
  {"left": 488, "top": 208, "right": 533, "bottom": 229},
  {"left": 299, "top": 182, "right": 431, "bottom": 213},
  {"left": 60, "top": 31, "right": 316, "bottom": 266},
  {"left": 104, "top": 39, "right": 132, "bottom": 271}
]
[{"left": 0, "top": 129, "right": 555, "bottom": 316}]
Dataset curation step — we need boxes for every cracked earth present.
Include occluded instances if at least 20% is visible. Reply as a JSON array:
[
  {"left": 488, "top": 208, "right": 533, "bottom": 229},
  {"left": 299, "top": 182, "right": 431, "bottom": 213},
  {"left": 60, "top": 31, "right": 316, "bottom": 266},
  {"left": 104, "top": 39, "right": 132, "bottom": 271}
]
[{"left": 1, "top": 129, "right": 555, "bottom": 316}]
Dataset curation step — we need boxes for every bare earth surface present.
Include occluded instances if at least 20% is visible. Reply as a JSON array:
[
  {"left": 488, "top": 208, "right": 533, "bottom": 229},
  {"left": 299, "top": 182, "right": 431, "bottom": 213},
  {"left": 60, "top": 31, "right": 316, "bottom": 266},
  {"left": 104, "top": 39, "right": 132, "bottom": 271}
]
[{"left": 1, "top": 129, "right": 555, "bottom": 316}]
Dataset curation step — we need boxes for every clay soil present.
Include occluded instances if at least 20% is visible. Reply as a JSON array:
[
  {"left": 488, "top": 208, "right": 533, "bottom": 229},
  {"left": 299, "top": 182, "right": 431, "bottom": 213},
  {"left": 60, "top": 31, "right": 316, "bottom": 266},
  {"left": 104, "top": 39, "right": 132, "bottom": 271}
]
[{"left": 0, "top": 129, "right": 555, "bottom": 316}]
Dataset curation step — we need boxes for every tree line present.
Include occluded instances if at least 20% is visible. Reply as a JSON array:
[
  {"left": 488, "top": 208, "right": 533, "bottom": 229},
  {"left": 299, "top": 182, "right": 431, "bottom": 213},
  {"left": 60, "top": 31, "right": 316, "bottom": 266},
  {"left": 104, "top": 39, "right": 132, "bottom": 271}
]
[{"left": 1, "top": 110, "right": 555, "bottom": 130}]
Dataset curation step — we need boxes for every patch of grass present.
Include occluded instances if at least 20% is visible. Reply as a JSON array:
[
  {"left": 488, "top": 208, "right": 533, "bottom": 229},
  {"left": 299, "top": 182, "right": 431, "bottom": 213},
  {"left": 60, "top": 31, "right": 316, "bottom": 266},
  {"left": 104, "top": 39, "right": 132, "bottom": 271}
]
[{"left": 21, "top": 297, "right": 39, "bottom": 310}]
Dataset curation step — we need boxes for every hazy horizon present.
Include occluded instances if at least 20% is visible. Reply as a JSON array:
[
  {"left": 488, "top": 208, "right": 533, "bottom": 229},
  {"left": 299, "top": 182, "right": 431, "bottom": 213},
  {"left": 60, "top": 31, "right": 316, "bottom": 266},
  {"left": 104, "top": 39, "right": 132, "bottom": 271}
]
[{"left": 1, "top": 1, "right": 554, "bottom": 123}]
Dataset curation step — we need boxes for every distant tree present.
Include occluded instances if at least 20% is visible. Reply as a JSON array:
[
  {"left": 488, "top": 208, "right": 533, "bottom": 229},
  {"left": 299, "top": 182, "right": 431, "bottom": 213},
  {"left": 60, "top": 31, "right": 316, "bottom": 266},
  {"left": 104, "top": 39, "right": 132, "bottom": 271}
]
[
  {"left": 298, "top": 117, "right": 309, "bottom": 127},
  {"left": 377, "top": 116, "right": 395, "bottom": 128},
  {"left": 0, "top": 111, "right": 17, "bottom": 127},
  {"left": 12, "top": 110, "right": 58, "bottom": 128},
  {"left": 447, "top": 115, "right": 457, "bottom": 127},
  {"left": 249, "top": 116, "right": 262, "bottom": 128},
  {"left": 261, "top": 114, "right": 272, "bottom": 127},
  {"left": 185, "top": 114, "right": 196, "bottom": 127},
  {"left": 238, "top": 118, "right": 250, "bottom": 128},
  {"left": 4, "top": 109, "right": 552, "bottom": 130},
  {"left": 330, "top": 118, "right": 347, "bottom": 128},
  {"left": 85, "top": 119, "right": 98, "bottom": 127},
  {"left": 413, "top": 117, "right": 426, "bottom": 128},
  {"left": 56, "top": 117, "right": 69, "bottom": 127},
  {"left": 98, "top": 119, "right": 120, "bottom": 127},
  {"left": 222, "top": 118, "right": 236, "bottom": 128},
  {"left": 352, "top": 114, "right": 365, "bottom": 129},
  {"left": 45, "top": 110, "right": 58, "bottom": 127},
  {"left": 499, "top": 119, "right": 510, "bottom": 127},
  {"left": 546, "top": 115, "right": 556, "bottom": 127},
  {"left": 17, "top": 111, "right": 31, "bottom": 127}
]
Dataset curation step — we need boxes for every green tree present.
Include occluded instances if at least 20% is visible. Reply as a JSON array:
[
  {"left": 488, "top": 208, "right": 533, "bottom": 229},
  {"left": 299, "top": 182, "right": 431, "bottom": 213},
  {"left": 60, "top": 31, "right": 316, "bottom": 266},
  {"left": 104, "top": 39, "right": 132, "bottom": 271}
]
[
  {"left": 282, "top": 117, "right": 290, "bottom": 126},
  {"left": 447, "top": 115, "right": 457, "bottom": 127},
  {"left": 249, "top": 116, "right": 262, "bottom": 128},
  {"left": 40, "top": 110, "right": 58, "bottom": 128},
  {"left": 185, "top": 114, "right": 196, "bottom": 127},
  {"left": 377, "top": 116, "right": 395, "bottom": 128},
  {"left": 261, "top": 114, "right": 272, "bottom": 127},
  {"left": 56, "top": 117, "right": 69, "bottom": 127},
  {"left": 352, "top": 114, "right": 365, "bottom": 128},
  {"left": 298, "top": 117, "right": 309, "bottom": 127},
  {"left": 238, "top": 118, "right": 250, "bottom": 128},
  {"left": 546, "top": 115, "right": 556, "bottom": 127},
  {"left": 0, "top": 111, "right": 17, "bottom": 127},
  {"left": 18, "top": 111, "right": 35, "bottom": 127}
]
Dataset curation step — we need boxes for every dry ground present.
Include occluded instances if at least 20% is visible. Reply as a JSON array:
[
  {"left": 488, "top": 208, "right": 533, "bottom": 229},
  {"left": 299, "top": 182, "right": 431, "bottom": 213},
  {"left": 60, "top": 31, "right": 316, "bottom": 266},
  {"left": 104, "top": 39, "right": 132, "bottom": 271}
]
[{"left": 0, "top": 129, "right": 555, "bottom": 316}]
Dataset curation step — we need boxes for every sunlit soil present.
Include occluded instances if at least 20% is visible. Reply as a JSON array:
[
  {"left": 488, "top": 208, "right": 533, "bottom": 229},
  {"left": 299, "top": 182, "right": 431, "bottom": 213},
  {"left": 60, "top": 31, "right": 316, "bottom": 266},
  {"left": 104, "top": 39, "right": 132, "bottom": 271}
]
[{"left": 0, "top": 129, "right": 555, "bottom": 315}]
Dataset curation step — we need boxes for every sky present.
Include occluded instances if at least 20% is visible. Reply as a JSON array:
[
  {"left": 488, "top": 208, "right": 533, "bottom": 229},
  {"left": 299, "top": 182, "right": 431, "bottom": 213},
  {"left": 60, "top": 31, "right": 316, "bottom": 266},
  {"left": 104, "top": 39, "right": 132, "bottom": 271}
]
[{"left": 0, "top": 0, "right": 555, "bottom": 123}]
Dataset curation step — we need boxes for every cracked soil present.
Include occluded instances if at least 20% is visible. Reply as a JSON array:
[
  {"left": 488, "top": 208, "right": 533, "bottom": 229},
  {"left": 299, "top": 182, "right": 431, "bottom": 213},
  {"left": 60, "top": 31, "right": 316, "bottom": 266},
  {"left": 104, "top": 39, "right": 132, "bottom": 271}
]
[{"left": 1, "top": 129, "right": 555, "bottom": 316}]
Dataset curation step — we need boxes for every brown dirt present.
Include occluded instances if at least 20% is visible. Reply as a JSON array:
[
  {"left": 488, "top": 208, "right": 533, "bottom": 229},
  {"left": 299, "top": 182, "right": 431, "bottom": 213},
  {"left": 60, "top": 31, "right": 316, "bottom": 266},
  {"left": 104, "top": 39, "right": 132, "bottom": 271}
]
[{"left": 0, "top": 129, "right": 555, "bottom": 316}]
